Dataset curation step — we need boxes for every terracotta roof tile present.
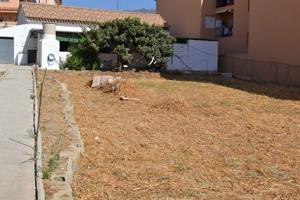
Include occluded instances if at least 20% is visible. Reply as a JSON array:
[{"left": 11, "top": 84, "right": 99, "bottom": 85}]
[{"left": 20, "top": 3, "right": 165, "bottom": 26}]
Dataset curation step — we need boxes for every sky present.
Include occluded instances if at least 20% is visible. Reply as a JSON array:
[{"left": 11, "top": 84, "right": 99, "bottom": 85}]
[{"left": 63, "top": 0, "right": 156, "bottom": 10}]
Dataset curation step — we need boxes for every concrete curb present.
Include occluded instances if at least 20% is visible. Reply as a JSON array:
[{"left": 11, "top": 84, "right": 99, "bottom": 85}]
[
  {"left": 51, "top": 82, "right": 84, "bottom": 200},
  {"left": 32, "top": 68, "right": 46, "bottom": 200}
]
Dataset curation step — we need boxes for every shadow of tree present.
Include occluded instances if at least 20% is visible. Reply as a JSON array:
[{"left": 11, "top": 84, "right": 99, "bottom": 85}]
[{"left": 160, "top": 71, "right": 300, "bottom": 101}]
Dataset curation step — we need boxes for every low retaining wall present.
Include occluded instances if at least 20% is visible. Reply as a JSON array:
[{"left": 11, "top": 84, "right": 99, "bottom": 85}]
[
  {"left": 219, "top": 55, "right": 300, "bottom": 87},
  {"left": 50, "top": 82, "right": 84, "bottom": 200}
]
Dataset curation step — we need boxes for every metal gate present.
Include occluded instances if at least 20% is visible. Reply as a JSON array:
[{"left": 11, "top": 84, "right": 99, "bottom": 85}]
[{"left": 0, "top": 37, "right": 14, "bottom": 64}]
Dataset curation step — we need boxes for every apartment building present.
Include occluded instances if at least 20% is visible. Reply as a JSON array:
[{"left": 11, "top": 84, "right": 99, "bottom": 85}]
[
  {"left": 157, "top": 0, "right": 300, "bottom": 66},
  {"left": 157, "top": 0, "right": 249, "bottom": 55},
  {"left": 248, "top": 0, "right": 300, "bottom": 65},
  {"left": 0, "top": 0, "right": 61, "bottom": 27}
]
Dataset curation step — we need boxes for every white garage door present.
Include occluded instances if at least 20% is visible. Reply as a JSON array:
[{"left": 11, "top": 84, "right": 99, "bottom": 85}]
[{"left": 0, "top": 37, "right": 14, "bottom": 64}]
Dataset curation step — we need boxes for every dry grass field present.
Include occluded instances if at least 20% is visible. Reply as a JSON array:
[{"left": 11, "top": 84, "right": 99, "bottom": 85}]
[
  {"left": 36, "top": 71, "right": 71, "bottom": 199},
  {"left": 39, "top": 70, "right": 300, "bottom": 200}
]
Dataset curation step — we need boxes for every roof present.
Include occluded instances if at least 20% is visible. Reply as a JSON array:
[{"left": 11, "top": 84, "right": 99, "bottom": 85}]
[{"left": 19, "top": 3, "right": 165, "bottom": 26}]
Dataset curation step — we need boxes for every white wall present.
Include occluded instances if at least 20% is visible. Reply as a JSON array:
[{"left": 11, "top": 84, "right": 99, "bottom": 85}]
[
  {"left": 59, "top": 52, "right": 71, "bottom": 65},
  {"left": 168, "top": 40, "right": 218, "bottom": 72},
  {"left": 0, "top": 24, "right": 84, "bottom": 65},
  {"left": 0, "top": 24, "right": 39, "bottom": 65}
]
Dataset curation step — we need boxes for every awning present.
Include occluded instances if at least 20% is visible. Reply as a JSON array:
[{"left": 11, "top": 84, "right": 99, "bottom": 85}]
[{"left": 56, "top": 32, "right": 82, "bottom": 43}]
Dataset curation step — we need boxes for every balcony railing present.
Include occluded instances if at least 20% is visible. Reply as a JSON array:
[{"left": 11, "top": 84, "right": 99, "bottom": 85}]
[
  {"left": 216, "top": 0, "right": 234, "bottom": 8},
  {"left": 215, "top": 26, "right": 233, "bottom": 37}
]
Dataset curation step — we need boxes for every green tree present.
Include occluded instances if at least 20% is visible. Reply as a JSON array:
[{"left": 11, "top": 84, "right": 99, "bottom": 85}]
[{"left": 64, "top": 18, "right": 175, "bottom": 70}]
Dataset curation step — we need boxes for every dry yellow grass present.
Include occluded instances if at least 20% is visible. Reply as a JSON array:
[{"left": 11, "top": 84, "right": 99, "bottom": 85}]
[
  {"left": 36, "top": 71, "right": 71, "bottom": 199},
  {"left": 42, "top": 70, "right": 300, "bottom": 200}
]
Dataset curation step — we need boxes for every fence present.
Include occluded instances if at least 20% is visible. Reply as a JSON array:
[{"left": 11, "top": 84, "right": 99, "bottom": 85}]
[
  {"left": 219, "top": 55, "right": 300, "bottom": 87},
  {"left": 168, "top": 40, "right": 218, "bottom": 72}
]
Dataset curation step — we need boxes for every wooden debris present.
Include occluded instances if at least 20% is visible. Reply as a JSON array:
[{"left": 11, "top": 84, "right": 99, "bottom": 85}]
[{"left": 120, "top": 96, "right": 141, "bottom": 101}]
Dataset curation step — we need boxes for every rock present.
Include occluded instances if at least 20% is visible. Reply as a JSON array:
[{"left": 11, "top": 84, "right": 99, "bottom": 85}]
[
  {"left": 91, "top": 75, "right": 122, "bottom": 88},
  {"left": 221, "top": 73, "right": 232, "bottom": 79}
]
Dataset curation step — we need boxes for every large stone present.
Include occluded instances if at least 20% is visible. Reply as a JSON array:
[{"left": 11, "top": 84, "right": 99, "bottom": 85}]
[{"left": 91, "top": 75, "right": 121, "bottom": 88}]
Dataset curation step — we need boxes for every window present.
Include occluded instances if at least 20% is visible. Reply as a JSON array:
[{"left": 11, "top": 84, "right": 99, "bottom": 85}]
[
  {"left": 215, "top": 11, "right": 234, "bottom": 37},
  {"left": 205, "top": 16, "right": 215, "bottom": 29},
  {"left": 216, "top": 0, "right": 234, "bottom": 8}
]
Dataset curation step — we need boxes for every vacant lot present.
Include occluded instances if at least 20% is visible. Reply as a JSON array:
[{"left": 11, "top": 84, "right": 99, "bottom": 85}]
[{"left": 40, "top": 70, "right": 300, "bottom": 200}]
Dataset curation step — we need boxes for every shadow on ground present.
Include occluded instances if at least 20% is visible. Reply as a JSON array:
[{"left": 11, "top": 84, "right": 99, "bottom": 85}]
[{"left": 160, "top": 71, "right": 300, "bottom": 101}]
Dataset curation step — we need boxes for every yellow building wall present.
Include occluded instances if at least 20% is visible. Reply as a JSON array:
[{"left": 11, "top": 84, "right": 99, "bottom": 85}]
[
  {"left": 248, "top": 0, "right": 300, "bottom": 65},
  {"left": 157, "top": 0, "right": 249, "bottom": 55},
  {"left": 217, "top": 0, "right": 249, "bottom": 55},
  {"left": 156, "top": 0, "right": 202, "bottom": 38},
  {"left": 0, "top": 0, "right": 61, "bottom": 23}
]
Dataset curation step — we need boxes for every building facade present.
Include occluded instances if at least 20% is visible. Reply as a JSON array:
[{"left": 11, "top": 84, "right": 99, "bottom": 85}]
[
  {"left": 156, "top": 0, "right": 249, "bottom": 55},
  {"left": 0, "top": 0, "right": 61, "bottom": 27},
  {"left": 0, "top": 3, "right": 165, "bottom": 65},
  {"left": 248, "top": 0, "right": 300, "bottom": 65},
  {"left": 157, "top": 0, "right": 300, "bottom": 66}
]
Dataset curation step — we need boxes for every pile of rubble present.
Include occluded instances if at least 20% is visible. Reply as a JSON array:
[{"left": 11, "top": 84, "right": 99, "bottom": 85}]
[{"left": 91, "top": 75, "right": 140, "bottom": 101}]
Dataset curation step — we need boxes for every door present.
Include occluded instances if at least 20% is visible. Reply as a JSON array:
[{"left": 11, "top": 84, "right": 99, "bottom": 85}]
[
  {"left": 28, "top": 50, "right": 37, "bottom": 64},
  {"left": 0, "top": 37, "right": 14, "bottom": 64}
]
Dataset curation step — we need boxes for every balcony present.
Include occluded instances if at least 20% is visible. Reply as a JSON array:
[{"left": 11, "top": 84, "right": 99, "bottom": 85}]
[
  {"left": 216, "top": 0, "right": 234, "bottom": 8},
  {"left": 215, "top": 26, "right": 233, "bottom": 37},
  {"left": 215, "top": 10, "right": 234, "bottom": 37}
]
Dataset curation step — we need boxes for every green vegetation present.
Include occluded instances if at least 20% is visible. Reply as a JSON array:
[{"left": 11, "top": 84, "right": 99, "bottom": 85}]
[
  {"left": 64, "top": 18, "right": 175, "bottom": 70},
  {"left": 42, "top": 152, "right": 60, "bottom": 179}
]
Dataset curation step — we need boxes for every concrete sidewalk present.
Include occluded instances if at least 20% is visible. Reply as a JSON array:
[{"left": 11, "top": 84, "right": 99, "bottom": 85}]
[{"left": 0, "top": 65, "right": 35, "bottom": 200}]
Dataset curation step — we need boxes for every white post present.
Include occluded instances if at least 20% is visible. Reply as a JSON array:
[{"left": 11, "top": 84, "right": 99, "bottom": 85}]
[{"left": 38, "top": 23, "right": 60, "bottom": 70}]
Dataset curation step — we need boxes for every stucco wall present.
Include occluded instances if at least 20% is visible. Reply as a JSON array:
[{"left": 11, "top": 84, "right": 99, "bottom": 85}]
[
  {"left": 38, "top": 0, "right": 61, "bottom": 5},
  {"left": 0, "top": 0, "right": 19, "bottom": 9},
  {"left": 218, "top": 0, "right": 249, "bottom": 55},
  {"left": 0, "top": 0, "right": 61, "bottom": 23},
  {"left": 248, "top": 0, "right": 300, "bottom": 65},
  {"left": 156, "top": 0, "right": 202, "bottom": 38},
  {"left": 200, "top": 0, "right": 216, "bottom": 39},
  {"left": 157, "top": 0, "right": 249, "bottom": 55},
  {"left": 168, "top": 40, "right": 218, "bottom": 71},
  {"left": 0, "top": 24, "right": 84, "bottom": 65}
]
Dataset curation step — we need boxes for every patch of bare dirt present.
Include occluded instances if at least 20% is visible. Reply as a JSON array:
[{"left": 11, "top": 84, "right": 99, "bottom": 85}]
[
  {"left": 96, "top": 79, "right": 140, "bottom": 98},
  {"left": 152, "top": 99, "right": 187, "bottom": 112}
]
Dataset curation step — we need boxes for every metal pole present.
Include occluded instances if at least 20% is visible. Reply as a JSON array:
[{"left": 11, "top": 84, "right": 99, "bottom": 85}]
[{"left": 117, "top": 0, "right": 119, "bottom": 10}]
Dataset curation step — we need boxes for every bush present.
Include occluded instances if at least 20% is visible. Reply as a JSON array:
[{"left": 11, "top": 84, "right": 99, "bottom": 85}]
[
  {"left": 63, "top": 45, "right": 100, "bottom": 70},
  {"left": 64, "top": 18, "right": 175, "bottom": 71}
]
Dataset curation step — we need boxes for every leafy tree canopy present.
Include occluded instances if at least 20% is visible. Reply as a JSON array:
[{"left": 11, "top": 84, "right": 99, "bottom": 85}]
[{"left": 64, "top": 18, "right": 175, "bottom": 70}]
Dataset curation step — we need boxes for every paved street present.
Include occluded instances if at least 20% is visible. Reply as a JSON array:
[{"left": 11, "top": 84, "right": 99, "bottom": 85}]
[{"left": 0, "top": 65, "right": 35, "bottom": 200}]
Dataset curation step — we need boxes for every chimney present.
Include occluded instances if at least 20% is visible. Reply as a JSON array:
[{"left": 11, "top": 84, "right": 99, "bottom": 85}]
[{"left": 37, "top": 23, "right": 60, "bottom": 70}]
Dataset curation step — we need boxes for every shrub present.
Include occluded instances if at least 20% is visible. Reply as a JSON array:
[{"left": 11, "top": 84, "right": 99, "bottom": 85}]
[
  {"left": 64, "top": 18, "right": 175, "bottom": 71},
  {"left": 63, "top": 45, "right": 100, "bottom": 70}
]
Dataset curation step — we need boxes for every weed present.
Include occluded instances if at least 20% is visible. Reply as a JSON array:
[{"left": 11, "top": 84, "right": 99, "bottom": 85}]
[
  {"left": 26, "top": 129, "right": 36, "bottom": 140},
  {"left": 42, "top": 152, "right": 60, "bottom": 179}
]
